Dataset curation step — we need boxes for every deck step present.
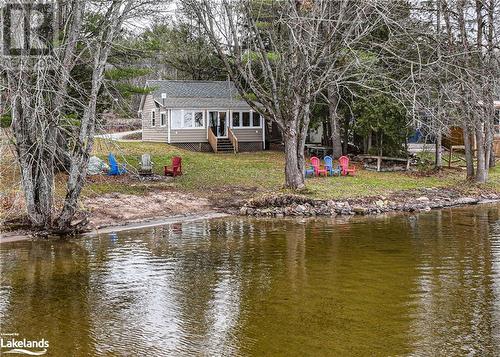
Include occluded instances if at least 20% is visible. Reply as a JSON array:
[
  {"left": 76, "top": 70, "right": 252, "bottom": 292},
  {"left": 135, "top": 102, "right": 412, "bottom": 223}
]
[
  {"left": 213, "top": 137, "right": 235, "bottom": 153},
  {"left": 217, "top": 145, "right": 235, "bottom": 153}
]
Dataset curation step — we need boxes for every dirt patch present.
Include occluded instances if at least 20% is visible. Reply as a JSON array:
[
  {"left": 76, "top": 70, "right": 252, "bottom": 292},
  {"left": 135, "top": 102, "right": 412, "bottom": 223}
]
[
  {"left": 202, "top": 185, "right": 263, "bottom": 209},
  {"left": 83, "top": 190, "right": 214, "bottom": 229},
  {"left": 86, "top": 173, "right": 173, "bottom": 184}
]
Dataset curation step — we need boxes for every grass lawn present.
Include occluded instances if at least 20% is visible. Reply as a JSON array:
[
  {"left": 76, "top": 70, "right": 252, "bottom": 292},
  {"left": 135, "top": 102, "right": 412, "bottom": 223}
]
[
  {"left": 89, "top": 140, "right": 284, "bottom": 200},
  {"left": 89, "top": 139, "right": 500, "bottom": 201},
  {"left": 2, "top": 138, "right": 499, "bottom": 221}
]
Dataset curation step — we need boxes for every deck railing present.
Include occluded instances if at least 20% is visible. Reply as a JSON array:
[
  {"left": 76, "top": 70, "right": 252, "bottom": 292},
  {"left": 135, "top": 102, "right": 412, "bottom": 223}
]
[
  {"left": 208, "top": 127, "right": 218, "bottom": 153},
  {"left": 228, "top": 128, "right": 239, "bottom": 153}
]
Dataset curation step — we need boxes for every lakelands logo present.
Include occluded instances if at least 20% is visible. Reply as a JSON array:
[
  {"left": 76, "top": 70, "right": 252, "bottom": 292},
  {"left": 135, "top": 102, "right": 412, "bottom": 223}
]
[{"left": 0, "top": 336, "right": 49, "bottom": 355}]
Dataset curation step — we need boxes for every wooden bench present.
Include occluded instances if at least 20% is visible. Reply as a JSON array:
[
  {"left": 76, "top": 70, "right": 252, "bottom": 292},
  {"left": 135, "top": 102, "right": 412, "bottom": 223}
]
[
  {"left": 305, "top": 145, "right": 332, "bottom": 157},
  {"left": 442, "top": 145, "right": 476, "bottom": 168},
  {"left": 359, "top": 155, "right": 411, "bottom": 172}
]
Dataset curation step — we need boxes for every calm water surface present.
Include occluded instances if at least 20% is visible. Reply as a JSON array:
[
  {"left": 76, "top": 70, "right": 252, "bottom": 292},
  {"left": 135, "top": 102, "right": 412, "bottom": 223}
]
[{"left": 1, "top": 205, "right": 500, "bottom": 356}]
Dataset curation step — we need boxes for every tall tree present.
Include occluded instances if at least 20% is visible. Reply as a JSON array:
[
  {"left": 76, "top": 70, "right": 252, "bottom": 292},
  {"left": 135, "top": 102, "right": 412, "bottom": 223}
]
[
  {"left": 140, "top": 22, "right": 226, "bottom": 80},
  {"left": 2, "top": 0, "right": 167, "bottom": 232},
  {"left": 184, "top": 0, "right": 395, "bottom": 189},
  {"left": 420, "top": 0, "right": 500, "bottom": 182}
]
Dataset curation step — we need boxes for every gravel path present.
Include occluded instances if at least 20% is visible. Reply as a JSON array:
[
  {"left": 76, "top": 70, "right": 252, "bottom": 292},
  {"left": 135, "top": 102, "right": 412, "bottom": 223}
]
[{"left": 95, "top": 129, "right": 142, "bottom": 141}]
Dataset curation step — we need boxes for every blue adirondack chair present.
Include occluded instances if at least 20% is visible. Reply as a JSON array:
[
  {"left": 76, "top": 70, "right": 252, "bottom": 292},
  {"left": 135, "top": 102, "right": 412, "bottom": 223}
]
[
  {"left": 324, "top": 156, "right": 341, "bottom": 176},
  {"left": 304, "top": 164, "right": 315, "bottom": 177},
  {"left": 108, "top": 153, "right": 126, "bottom": 175}
]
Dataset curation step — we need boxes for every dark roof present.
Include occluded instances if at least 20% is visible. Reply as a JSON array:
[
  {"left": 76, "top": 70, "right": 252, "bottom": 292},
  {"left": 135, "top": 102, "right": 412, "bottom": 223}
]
[{"left": 145, "top": 80, "right": 252, "bottom": 109}]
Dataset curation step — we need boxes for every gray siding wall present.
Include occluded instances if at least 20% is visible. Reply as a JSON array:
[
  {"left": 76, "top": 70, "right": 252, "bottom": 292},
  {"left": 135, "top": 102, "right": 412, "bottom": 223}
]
[
  {"left": 169, "top": 109, "right": 208, "bottom": 143},
  {"left": 142, "top": 94, "right": 168, "bottom": 142},
  {"left": 140, "top": 102, "right": 264, "bottom": 147},
  {"left": 170, "top": 129, "right": 208, "bottom": 143},
  {"left": 232, "top": 128, "right": 263, "bottom": 142}
]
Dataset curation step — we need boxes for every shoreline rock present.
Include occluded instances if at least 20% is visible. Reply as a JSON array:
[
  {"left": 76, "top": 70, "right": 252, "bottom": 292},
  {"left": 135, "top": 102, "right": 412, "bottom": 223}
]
[{"left": 239, "top": 189, "right": 496, "bottom": 218}]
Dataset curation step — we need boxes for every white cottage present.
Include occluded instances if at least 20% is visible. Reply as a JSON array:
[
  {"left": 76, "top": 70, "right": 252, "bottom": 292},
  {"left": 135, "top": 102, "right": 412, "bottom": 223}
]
[{"left": 138, "top": 80, "right": 265, "bottom": 152}]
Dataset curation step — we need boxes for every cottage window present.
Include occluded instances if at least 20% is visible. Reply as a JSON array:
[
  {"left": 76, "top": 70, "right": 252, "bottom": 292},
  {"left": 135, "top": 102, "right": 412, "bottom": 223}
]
[
  {"left": 184, "top": 112, "right": 193, "bottom": 127},
  {"left": 232, "top": 112, "right": 240, "bottom": 127},
  {"left": 194, "top": 112, "right": 204, "bottom": 127},
  {"left": 171, "top": 110, "right": 182, "bottom": 129},
  {"left": 242, "top": 112, "right": 251, "bottom": 127},
  {"left": 231, "top": 111, "right": 261, "bottom": 128},
  {"left": 160, "top": 112, "right": 166, "bottom": 126},
  {"left": 151, "top": 111, "right": 156, "bottom": 127},
  {"left": 253, "top": 112, "right": 261, "bottom": 127},
  {"left": 171, "top": 110, "right": 204, "bottom": 129}
]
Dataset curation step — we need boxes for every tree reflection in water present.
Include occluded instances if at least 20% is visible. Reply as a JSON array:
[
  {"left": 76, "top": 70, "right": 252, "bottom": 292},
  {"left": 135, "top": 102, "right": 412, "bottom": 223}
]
[{"left": 1, "top": 205, "right": 500, "bottom": 356}]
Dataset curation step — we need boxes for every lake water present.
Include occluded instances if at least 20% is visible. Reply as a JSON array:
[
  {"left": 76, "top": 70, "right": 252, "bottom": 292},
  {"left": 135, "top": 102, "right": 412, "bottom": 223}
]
[{"left": 1, "top": 205, "right": 500, "bottom": 356}]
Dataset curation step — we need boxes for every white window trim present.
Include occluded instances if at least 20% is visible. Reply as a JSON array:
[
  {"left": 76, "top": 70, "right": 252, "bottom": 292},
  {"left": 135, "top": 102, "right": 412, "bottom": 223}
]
[
  {"left": 208, "top": 110, "right": 229, "bottom": 138},
  {"left": 168, "top": 110, "right": 171, "bottom": 143},
  {"left": 262, "top": 119, "right": 265, "bottom": 142},
  {"left": 151, "top": 110, "right": 156, "bottom": 127},
  {"left": 160, "top": 111, "right": 167, "bottom": 127},
  {"left": 171, "top": 109, "right": 205, "bottom": 130},
  {"left": 231, "top": 110, "right": 262, "bottom": 129}
]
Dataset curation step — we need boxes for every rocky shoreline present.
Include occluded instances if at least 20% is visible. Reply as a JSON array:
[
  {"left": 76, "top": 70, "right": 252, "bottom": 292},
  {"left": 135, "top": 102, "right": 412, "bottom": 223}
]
[
  {"left": 239, "top": 188, "right": 500, "bottom": 217},
  {"left": 3, "top": 187, "right": 499, "bottom": 242}
]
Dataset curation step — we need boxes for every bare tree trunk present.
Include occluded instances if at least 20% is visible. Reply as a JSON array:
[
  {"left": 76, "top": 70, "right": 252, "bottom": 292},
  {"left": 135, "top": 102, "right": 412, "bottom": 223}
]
[
  {"left": 435, "top": 0, "right": 443, "bottom": 171},
  {"left": 282, "top": 95, "right": 307, "bottom": 190},
  {"left": 284, "top": 127, "right": 305, "bottom": 190},
  {"left": 8, "top": 67, "right": 56, "bottom": 229},
  {"left": 57, "top": 0, "right": 129, "bottom": 230},
  {"left": 486, "top": 0, "right": 496, "bottom": 169},
  {"left": 484, "top": 122, "right": 492, "bottom": 171},
  {"left": 475, "top": 126, "right": 487, "bottom": 183},
  {"left": 342, "top": 116, "right": 349, "bottom": 155},
  {"left": 322, "top": 119, "right": 330, "bottom": 146},
  {"left": 463, "top": 124, "right": 475, "bottom": 179},
  {"left": 328, "top": 84, "right": 342, "bottom": 158},
  {"left": 297, "top": 102, "right": 311, "bottom": 177},
  {"left": 490, "top": 141, "right": 496, "bottom": 167},
  {"left": 435, "top": 131, "right": 442, "bottom": 169}
]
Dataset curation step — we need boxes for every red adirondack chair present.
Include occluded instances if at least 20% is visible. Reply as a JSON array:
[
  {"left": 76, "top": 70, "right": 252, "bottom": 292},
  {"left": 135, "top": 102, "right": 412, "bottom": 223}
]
[
  {"left": 164, "top": 156, "right": 182, "bottom": 176},
  {"left": 310, "top": 156, "right": 328, "bottom": 177},
  {"left": 339, "top": 156, "right": 356, "bottom": 176}
]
